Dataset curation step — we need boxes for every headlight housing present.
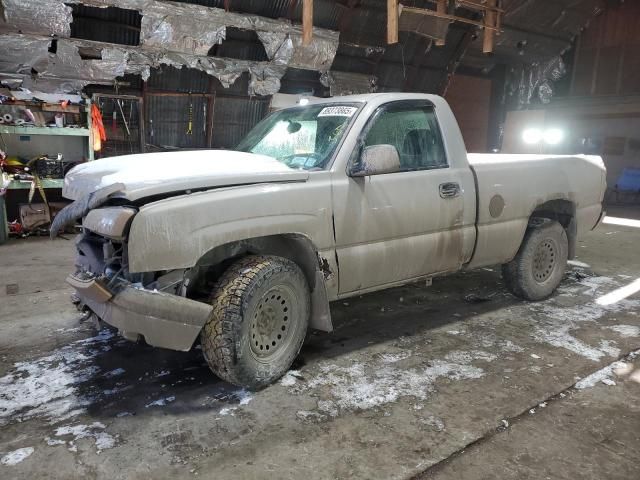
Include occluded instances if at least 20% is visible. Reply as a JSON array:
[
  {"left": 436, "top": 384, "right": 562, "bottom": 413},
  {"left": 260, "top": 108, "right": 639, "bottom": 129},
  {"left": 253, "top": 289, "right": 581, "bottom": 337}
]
[{"left": 83, "top": 207, "right": 136, "bottom": 241}]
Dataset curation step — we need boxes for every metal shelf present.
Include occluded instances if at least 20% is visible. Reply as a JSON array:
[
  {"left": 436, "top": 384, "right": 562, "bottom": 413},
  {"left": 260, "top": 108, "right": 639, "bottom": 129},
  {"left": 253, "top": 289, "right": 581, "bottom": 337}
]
[
  {"left": 0, "top": 126, "right": 90, "bottom": 137},
  {"left": 7, "top": 179, "right": 64, "bottom": 190}
]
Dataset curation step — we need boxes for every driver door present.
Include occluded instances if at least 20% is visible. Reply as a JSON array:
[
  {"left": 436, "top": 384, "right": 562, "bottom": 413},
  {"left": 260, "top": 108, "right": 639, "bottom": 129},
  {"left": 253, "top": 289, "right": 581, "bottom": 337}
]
[{"left": 331, "top": 101, "right": 469, "bottom": 295}]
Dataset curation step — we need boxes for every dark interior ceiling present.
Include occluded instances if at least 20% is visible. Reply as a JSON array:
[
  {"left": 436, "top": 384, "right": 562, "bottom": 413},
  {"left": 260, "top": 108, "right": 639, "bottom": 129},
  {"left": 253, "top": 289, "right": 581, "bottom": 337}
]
[
  {"left": 0, "top": 0, "right": 618, "bottom": 96},
  {"left": 463, "top": 0, "right": 609, "bottom": 71},
  {"left": 169, "top": 0, "right": 614, "bottom": 91}
]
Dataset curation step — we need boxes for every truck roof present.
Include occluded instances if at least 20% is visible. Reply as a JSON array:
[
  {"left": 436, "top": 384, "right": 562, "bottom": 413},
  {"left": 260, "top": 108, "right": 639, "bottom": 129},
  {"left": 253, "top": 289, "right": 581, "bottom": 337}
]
[{"left": 307, "top": 92, "right": 444, "bottom": 106}]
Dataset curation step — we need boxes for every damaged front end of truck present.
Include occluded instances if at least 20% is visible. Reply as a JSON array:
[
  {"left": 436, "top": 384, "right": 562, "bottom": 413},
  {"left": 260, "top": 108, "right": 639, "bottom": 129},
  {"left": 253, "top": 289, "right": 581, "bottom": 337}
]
[{"left": 52, "top": 185, "right": 213, "bottom": 352}]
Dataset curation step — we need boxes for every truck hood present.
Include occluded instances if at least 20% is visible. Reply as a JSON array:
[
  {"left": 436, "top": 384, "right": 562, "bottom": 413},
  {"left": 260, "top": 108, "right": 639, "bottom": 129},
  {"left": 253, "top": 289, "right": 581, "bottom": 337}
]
[{"left": 63, "top": 150, "right": 309, "bottom": 201}]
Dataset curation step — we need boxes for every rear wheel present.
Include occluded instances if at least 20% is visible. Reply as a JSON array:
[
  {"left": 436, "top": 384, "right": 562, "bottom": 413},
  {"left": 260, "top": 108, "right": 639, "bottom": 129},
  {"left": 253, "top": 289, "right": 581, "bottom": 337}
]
[
  {"left": 201, "top": 255, "right": 310, "bottom": 389},
  {"left": 502, "top": 220, "right": 568, "bottom": 301}
]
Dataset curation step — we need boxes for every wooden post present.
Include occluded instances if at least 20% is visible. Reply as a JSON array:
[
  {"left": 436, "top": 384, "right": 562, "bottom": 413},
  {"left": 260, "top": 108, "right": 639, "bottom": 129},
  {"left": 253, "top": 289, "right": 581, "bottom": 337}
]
[
  {"left": 435, "top": 0, "right": 446, "bottom": 46},
  {"left": 483, "top": 0, "right": 496, "bottom": 54},
  {"left": 387, "top": 0, "right": 398, "bottom": 45},
  {"left": 303, "top": 0, "right": 313, "bottom": 46}
]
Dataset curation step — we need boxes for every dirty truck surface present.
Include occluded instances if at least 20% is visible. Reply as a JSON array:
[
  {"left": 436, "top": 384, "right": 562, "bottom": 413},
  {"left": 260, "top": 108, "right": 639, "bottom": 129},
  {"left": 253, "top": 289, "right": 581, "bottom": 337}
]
[
  {"left": 1, "top": 217, "right": 639, "bottom": 479},
  {"left": 55, "top": 93, "right": 606, "bottom": 388}
]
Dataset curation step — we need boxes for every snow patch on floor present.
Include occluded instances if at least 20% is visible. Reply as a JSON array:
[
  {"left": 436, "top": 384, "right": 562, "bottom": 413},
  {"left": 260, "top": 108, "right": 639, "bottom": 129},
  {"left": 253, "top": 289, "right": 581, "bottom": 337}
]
[
  {"left": 45, "top": 437, "right": 66, "bottom": 446},
  {"left": 280, "top": 370, "right": 302, "bottom": 387},
  {"left": 237, "top": 390, "right": 252, "bottom": 406},
  {"left": 215, "top": 389, "right": 252, "bottom": 417},
  {"left": 575, "top": 350, "right": 640, "bottom": 389},
  {"left": 530, "top": 274, "right": 640, "bottom": 361},
  {"left": 605, "top": 324, "right": 640, "bottom": 337},
  {"left": 575, "top": 362, "right": 626, "bottom": 389},
  {"left": 145, "top": 396, "right": 175, "bottom": 408},
  {"left": 53, "top": 422, "right": 116, "bottom": 453},
  {"left": 0, "top": 329, "right": 114, "bottom": 425},
  {"left": 289, "top": 350, "right": 492, "bottom": 418},
  {"left": 1, "top": 447, "right": 34, "bottom": 466},
  {"left": 567, "top": 260, "right": 590, "bottom": 268},
  {"left": 103, "top": 368, "right": 125, "bottom": 378},
  {"left": 379, "top": 351, "right": 412, "bottom": 363}
]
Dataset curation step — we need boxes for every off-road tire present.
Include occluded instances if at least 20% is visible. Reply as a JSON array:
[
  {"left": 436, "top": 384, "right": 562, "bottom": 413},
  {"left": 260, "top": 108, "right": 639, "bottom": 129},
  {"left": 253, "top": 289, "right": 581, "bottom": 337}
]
[
  {"left": 201, "top": 255, "right": 310, "bottom": 389},
  {"left": 502, "top": 220, "right": 568, "bottom": 301}
]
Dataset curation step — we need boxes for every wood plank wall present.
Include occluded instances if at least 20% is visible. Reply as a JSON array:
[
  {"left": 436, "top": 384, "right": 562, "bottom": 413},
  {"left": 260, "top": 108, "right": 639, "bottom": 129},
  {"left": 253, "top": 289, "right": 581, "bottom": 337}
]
[
  {"left": 571, "top": 1, "right": 640, "bottom": 96},
  {"left": 444, "top": 74, "right": 492, "bottom": 152}
]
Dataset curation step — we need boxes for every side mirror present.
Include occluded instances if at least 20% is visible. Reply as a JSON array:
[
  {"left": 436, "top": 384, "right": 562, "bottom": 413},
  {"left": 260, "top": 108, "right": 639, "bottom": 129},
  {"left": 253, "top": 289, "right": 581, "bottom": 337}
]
[{"left": 350, "top": 144, "right": 401, "bottom": 177}]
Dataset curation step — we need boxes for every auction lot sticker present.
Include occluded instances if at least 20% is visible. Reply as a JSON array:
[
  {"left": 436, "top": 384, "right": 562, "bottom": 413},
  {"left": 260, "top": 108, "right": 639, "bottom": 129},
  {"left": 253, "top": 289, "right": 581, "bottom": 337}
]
[{"left": 318, "top": 106, "right": 358, "bottom": 117}]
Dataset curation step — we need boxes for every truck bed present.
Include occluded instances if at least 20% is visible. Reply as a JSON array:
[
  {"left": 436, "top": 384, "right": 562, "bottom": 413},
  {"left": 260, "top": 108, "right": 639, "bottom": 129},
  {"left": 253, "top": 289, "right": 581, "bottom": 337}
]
[{"left": 465, "top": 153, "right": 606, "bottom": 269}]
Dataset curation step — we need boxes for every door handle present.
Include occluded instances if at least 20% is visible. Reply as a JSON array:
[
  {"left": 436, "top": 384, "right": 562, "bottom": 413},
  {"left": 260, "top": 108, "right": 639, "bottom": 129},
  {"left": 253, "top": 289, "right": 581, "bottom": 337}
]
[{"left": 439, "top": 182, "right": 461, "bottom": 198}]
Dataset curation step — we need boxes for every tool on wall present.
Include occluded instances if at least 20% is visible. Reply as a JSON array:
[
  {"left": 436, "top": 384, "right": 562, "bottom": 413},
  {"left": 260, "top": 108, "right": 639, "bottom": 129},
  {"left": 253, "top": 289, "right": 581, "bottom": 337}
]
[
  {"left": 186, "top": 92, "right": 193, "bottom": 136},
  {"left": 117, "top": 99, "right": 131, "bottom": 137},
  {"left": 203, "top": 102, "right": 207, "bottom": 134}
]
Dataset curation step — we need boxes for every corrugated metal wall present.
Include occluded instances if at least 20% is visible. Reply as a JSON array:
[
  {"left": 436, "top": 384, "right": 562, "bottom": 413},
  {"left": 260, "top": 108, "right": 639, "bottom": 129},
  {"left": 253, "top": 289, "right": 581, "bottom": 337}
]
[
  {"left": 211, "top": 96, "right": 270, "bottom": 148},
  {"left": 146, "top": 94, "right": 209, "bottom": 149},
  {"left": 144, "top": 68, "right": 269, "bottom": 151},
  {"left": 147, "top": 66, "right": 213, "bottom": 94},
  {"left": 172, "top": 0, "right": 341, "bottom": 29}
]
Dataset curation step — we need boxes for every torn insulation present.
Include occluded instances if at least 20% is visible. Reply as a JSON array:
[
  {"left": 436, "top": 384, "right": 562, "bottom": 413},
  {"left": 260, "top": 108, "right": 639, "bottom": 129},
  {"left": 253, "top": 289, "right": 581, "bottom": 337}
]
[
  {"left": 320, "top": 71, "right": 378, "bottom": 96},
  {"left": 0, "top": 0, "right": 340, "bottom": 95},
  {"left": 510, "top": 56, "right": 567, "bottom": 106}
]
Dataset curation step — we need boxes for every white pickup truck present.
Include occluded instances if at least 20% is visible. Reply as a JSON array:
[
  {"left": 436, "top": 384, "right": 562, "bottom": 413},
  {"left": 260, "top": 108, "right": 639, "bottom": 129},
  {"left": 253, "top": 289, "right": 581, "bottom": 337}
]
[{"left": 54, "top": 93, "right": 606, "bottom": 389}]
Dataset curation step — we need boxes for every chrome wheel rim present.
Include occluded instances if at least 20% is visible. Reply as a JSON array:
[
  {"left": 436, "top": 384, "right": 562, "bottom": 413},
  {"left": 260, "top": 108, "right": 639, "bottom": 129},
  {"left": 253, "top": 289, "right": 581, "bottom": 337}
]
[
  {"left": 532, "top": 238, "right": 557, "bottom": 283},
  {"left": 249, "top": 286, "right": 295, "bottom": 360}
]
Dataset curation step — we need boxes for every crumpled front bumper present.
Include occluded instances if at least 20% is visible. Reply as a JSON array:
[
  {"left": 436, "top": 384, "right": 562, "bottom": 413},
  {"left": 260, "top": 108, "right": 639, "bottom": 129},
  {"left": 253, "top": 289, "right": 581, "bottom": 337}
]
[{"left": 67, "top": 273, "right": 213, "bottom": 351}]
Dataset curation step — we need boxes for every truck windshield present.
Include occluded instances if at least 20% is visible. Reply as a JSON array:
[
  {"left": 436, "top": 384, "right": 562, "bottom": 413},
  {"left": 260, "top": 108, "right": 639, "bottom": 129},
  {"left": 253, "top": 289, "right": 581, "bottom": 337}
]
[{"left": 236, "top": 104, "right": 358, "bottom": 170}]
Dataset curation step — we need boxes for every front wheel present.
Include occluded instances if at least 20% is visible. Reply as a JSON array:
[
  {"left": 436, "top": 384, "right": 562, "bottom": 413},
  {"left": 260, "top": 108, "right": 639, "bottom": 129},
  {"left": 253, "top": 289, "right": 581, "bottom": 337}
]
[
  {"left": 502, "top": 220, "right": 568, "bottom": 301},
  {"left": 201, "top": 255, "right": 310, "bottom": 389}
]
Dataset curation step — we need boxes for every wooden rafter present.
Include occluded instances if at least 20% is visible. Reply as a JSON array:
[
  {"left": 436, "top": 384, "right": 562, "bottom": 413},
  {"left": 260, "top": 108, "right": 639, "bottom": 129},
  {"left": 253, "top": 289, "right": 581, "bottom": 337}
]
[
  {"left": 435, "top": 0, "right": 446, "bottom": 46},
  {"left": 483, "top": 0, "right": 497, "bottom": 53},
  {"left": 387, "top": 0, "right": 399, "bottom": 45},
  {"left": 303, "top": 0, "right": 313, "bottom": 45},
  {"left": 400, "top": 7, "right": 501, "bottom": 32},
  {"left": 457, "top": 0, "right": 504, "bottom": 13},
  {"left": 398, "top": 2, "right": 503, "bottom": 53}
]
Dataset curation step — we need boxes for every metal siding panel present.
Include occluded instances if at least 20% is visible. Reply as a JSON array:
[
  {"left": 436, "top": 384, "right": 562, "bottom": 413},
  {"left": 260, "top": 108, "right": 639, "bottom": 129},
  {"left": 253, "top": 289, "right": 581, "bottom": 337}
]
[
  {"left": 146, "top": 94, "right": 208, "bottom": 148},
  {"left": 211, "top": 96, "right": 269, "bottom": 148},
  {"left": 147, "top": 66, "right": 212, "bottom": 93},
  {"left": 170, "top": 0, "right": 338, "bottom": 28}
]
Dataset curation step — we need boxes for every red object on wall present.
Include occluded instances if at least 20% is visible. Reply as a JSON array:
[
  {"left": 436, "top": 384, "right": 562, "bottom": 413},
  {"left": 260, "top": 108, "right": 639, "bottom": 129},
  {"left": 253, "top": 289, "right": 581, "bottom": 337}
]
[{"left": 91, "top": 104, "right": 107, "bottom": 152}]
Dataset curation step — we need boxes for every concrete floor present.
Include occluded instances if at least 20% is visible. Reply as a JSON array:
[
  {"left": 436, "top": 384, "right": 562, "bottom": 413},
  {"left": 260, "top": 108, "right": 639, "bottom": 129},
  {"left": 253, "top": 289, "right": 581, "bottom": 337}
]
[{"left": 1, "top": 211, "right": 639, "bottom": 479}]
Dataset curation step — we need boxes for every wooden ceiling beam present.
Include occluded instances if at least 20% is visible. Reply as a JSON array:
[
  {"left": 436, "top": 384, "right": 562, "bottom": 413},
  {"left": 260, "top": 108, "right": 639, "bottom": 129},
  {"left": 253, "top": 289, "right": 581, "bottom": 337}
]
[
  {"left": 435, "top": 0, "right": 447, "bottom": 46},
  {"left": 458, "top": 0, "right": 504, "bottom": 13},
  {"left": 483, "top": 0, "right": 497, "bottom": 53},
  {"left": 387, "top": 0, "right": 399, "bottom": 44},
  {"left": 303, "top": 0, "right": 313, "bottom": 45},
  {"left": 401, "top": 6, "right": 501, "bottom": 32}
]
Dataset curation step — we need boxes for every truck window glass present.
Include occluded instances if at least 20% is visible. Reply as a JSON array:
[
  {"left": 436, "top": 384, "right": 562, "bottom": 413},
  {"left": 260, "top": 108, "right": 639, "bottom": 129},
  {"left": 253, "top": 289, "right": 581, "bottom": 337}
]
[
  {"left": 364, "top": 106, "right": 447, "bottom": 171},
  {"left": 236, "top": 104, "right": 357, "bottom": 170}
]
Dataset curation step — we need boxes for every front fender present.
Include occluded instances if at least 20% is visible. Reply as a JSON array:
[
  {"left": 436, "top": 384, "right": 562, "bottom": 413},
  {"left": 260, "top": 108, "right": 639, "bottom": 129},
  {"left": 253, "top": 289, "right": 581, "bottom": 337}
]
[{"left": 127, "top": 181, "right": 334, "bottom": 273}]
